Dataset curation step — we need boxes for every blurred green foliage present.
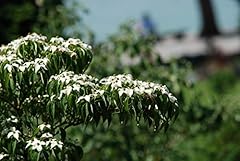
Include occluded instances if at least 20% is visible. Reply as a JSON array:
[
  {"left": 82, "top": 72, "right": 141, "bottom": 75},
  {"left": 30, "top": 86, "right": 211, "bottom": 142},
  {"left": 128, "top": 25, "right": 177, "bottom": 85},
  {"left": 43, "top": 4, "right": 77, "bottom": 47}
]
[
  {"left": 80, "top": 21, "right": 240, "bottom": 161},
  {"left": 0, "top": 0, "right": 90, "bottom": 44}
]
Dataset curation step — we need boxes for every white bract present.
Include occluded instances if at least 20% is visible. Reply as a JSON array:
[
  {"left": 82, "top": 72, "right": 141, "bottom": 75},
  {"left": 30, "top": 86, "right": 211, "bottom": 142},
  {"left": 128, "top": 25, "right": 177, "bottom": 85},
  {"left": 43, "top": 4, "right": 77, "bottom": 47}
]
[
  {"left": 38, "top": 124, "right": 51, "bottom": 131},
  {"left": 4, "top": 64, "right": 13, "bottom": 73},
  {"left": 6, "top": 115, "right": 18, "bottom": 123},
  {"left": 49, "top": 72, "right": 178, "bottom": 106},
  {"left": 7, "top": 127, "right": 21, "bottom": 141},
  {"left": 77, "top": 95, "right": 91, "bottom": 103},
  {"left": 26, "top": 138, "right": 46, "bottom": 152},
  {"left": 47, "top": 36, "right": 92, "bottom": 53},
  {"left": 41, "top": 133, "right": 53, "bottom": 139},
  {"left": 26, "top": 134, "right": 63, "bottom": 152},
  {"left": 0, "top": 153, "right": 8, "bottom": 160},
  {"left": 46, "top": 139, "right": 63, "bottom": 150},
  {"left": 118, "top": 88, "right": 134, "bottom": 97}
]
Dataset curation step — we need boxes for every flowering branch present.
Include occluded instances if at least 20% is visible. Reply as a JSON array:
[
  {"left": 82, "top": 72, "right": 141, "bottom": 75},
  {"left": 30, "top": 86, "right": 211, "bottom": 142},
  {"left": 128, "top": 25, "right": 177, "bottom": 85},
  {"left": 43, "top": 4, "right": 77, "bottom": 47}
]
[{"left": 0, "top": 33, "right": 179, "bottom": 161}]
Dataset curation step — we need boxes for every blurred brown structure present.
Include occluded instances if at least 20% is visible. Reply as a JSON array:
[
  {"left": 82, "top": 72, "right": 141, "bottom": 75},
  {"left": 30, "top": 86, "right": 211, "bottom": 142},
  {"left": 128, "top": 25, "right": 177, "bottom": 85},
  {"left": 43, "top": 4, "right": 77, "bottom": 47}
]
[
  {"left": 198, "top": 0, "right": 220, "bottom": 37},
  {"left": 155, "top": 0, "right": 240, "bottom": 78}
]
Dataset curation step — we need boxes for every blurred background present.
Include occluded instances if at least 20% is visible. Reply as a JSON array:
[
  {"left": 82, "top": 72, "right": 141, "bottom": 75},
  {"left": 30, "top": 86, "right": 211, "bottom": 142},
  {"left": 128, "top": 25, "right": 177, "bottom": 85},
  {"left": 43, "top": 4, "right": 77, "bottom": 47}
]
[
  {"left": 83, "top": 0, "right": 239, "bottom": 41},
  {"left": 0, "top": 0, "right": 240, "bottom": 161}
]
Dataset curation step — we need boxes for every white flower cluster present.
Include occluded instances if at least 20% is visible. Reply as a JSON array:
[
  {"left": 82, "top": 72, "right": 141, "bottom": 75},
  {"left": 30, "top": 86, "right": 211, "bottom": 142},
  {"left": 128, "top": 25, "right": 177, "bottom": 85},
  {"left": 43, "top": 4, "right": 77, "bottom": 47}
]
[
  {"left": 49, "top": 72, "right": 178, "bottom": 106},
  {"left": 49, "top": 71, "right": 106, "bottom": 103},
  {"left": 0, "top": 33, "right": 92, "bottom": 75},
  {"left": 77, "top": 89, "right": 105, "bottom": 103},
  {"left": 25, "top": 123, "right": 63, "bottom": 152},
  {"left": 50, "top": 37, "right": 92, "bottom": 50},
  {"left": 45, "top": 36, "right": 92, "bottom": 55},
  {"left": 100, "top": 74, "right": 178, "bottom": 105},
  {"left": 0, "top": 36, "right": 49, "bottom": 74},
  {"left": 0, "top": 54, "right": 18, "bottom": 64},
  {"left": 26, "top": 137, "right": 63, "bottom": 152},
  {"left": 50, "top": 71, "right": 98, "bottom": 85},
  {"left": 49, "top": 37, "right": 65, "bottom": 44},
  {"left": 50, "top": 71, "right": 100, "bottom": 100},
  {"left": 2, "top": 33, "right": 47, "bottom": 53},
  {"left": 3, "top": 57, "right": 49, "bottom": 73},
  {"left": 0, "top": 33, "right": 46, "bottom": 65},
  {"left": 100, "top": 74, "right": 133, "bottom": 89}
]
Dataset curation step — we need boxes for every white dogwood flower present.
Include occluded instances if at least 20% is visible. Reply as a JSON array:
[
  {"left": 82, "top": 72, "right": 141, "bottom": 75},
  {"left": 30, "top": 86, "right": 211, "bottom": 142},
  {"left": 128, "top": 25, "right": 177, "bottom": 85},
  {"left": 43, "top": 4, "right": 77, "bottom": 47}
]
[
  {"left": 26, "top": 138, "right": 45, "bottom": 152},
  {"left": 7, "top": 127, "right": 21, "bottom": 141},
  {"left": 46, "top": 139, "right": 63, "bottom": 150}
]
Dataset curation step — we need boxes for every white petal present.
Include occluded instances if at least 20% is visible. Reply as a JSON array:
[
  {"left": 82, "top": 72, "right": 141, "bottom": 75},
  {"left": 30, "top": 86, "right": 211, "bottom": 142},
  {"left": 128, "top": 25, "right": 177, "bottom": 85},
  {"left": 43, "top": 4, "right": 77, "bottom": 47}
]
[
  {"left": 13, "top": 132, "right": 19, "bottom": 141},
  {"left": 34, "top": 64, "right": 41, "bottom": 73},
  {"left": 84, "top": 95, "right": 91, "bottom": 102},
  {"left": 7, "top": 132, "right": 13, "bottom": 138},
  {"left": 126, "top": 89, "right": 133, "bottom": 97},
  {"left": 4, "top": 64, "right": 12, "bottom": 73},
  {"left": 36, "top": 145, "right": 43, "bottom": 152},
  {"left": 118, "top": 89, "right": 124, "bottom": 96}
]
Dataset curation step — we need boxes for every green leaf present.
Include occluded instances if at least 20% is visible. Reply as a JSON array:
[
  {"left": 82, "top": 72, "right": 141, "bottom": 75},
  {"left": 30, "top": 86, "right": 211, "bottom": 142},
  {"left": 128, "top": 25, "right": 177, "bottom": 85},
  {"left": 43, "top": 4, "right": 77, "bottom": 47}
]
[
  {"left": 9, "top": 78, "right": 15, "bottom": 92},
  {"left": 51, "top": 103, "right": 56, "bottom": 120},
  {"left": 36, "top": 152, "right": 40, "bottom": 161},
  {"left": 12, "top": 140, "right": 17, "bottom": 154}
]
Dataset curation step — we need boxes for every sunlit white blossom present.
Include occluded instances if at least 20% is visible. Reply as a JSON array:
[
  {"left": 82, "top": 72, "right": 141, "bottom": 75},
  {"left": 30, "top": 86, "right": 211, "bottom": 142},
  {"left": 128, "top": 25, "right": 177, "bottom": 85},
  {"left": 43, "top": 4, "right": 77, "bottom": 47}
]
[
  {"left": 6, "top": 115, "right": 18, "bottom": 123},
  {"left": 0, "top": 153, "right": 8, "bottom": 160},
  {"left": 50, "top": 37, "right": 64, "bottom": 44},
  {"left": 7, "top": 127, "right": 21, "bottom": 141},
  {"left": 118, "top": 88, "right": 134, "bottom": 97},
  {"left": 59, "top": 86, "right": 73, "bottom": 98},
  {"left": 46, "top": 139, "right": 63, "bottom": 150},
  {"left": 26, "top": 138, "right": 45, "bottom": 152},
  {"left": 78, "top": 95, "right": 91, "bottom": 103},
  {"left": 168, "top": 93, "right": 177, "bottom": 103},
  {"left": 51, "top": 72, "right": 177, "bottom": 107},
  {"left": 38, "top": 124, "right": 51, "bottom": 131},
  {"left": 4, "top": 64, "right": 13, "bottom": 72}
]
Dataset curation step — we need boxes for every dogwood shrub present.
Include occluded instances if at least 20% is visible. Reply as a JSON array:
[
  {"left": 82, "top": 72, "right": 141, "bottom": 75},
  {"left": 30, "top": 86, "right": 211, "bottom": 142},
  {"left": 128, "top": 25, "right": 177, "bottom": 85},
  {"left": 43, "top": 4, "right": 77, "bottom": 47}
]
[{"left": 0, "top": 33, "right": 178, "bottom": 161}]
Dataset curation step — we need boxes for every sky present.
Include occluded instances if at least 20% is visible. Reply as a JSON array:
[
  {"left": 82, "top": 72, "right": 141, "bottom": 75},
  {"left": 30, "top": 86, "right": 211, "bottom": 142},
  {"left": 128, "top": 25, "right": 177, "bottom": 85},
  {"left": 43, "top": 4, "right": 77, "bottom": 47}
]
[{"left": 78, "top": 0, "right": 239, "bottom": 41}]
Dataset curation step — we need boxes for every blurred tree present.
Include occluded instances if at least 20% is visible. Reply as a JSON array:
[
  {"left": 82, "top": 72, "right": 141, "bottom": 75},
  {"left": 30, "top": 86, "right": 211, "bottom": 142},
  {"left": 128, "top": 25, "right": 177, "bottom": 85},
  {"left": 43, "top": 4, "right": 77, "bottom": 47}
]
[
  {"left": 86, "top": 20, "right": 240, "bottom": 161},
  {"left": 0, "top": 0, "right": 88, "bottom": 44},
  {"left": 198, "top": 0, "right": 220, "bottom": 37}
]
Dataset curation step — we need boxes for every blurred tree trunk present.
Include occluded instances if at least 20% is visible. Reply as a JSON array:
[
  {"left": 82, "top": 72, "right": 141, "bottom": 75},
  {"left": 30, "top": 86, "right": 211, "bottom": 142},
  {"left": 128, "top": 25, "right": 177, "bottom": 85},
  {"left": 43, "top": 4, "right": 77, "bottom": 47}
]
[{"left": 198, "top": 0, "right": 220, "bottom": 37}]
